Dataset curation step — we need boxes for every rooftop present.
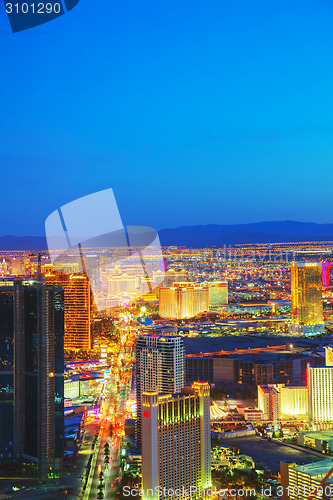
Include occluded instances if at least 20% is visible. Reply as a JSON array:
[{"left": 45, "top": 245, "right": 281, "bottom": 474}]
[
  {"left": 292, "top": 460, "right": 333, "bottom": 479},
  {"left": 302, "top": 430, "right": 333, "bottom": 441}
]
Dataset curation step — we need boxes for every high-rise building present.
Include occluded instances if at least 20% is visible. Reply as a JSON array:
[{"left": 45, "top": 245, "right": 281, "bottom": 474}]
[
  {"left": 159, "top": 283, "right": 209, "bottom": 319},
  {"left": 142, "top": 382, "right": 211, "bottom": 500},
  {"left": 0, "top": 279, "right": 64, "bottom": 477},
  {"left": 0, "top": 285, "right": 14, "bottom": 457},
  {"left": 289, "top": 262, "right": 324, "bottom": 335},
  {"left": 107, "top": 273, "right": 140, "bottom": 297},
  {"left": 46, "top": 272, "right": 91, "bottom": 350},
  {"left": 307, "top": 364, "right": 333, "bottom": 424},
  {"left": 136, "top": 334, "right": 185, "bottom": 449},
  {"left": 257, "top": 385, "right": 280, "bottom": 421},
  {"left": 326, "top": 345, "right": 333, "bottom": 366},
  {"left": 10, "top": 256, "right": 24, "bottom": 276},
  {"left": 205, "top": 281, "right": 228, "bottom": 309},
  {"left": 279, "top": 385, "right": 308, "bottom": 419},
  {"left": 257, "top": 384, "right": 308, "bottom": 421}
]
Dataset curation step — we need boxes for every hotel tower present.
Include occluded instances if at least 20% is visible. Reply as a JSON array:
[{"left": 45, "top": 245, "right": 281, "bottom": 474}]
[
  {"left": 142, "top": 382, "right": 211, "bottom": 500},
  {"left": 289, "top": 262, "right": 324, "bottom": 336},
  {"left": 136, "top": 334, "right": 185, "bottom": 449},
  {"left": 46, "top": 272, "right": 91, "bottom": 350}
]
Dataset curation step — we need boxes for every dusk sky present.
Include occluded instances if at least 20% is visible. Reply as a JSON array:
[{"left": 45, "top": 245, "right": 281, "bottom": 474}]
[{"left": 1, "top": 0, "right": 333, "bottom": 235}]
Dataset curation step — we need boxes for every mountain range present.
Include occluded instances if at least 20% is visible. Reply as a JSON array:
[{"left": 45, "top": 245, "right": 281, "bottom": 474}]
[
  {"left": 158, "top": 221, "right": 333, "bottom": 247},
  {"left": 1, "top": 221, "right": 333, "bottom": 250}
]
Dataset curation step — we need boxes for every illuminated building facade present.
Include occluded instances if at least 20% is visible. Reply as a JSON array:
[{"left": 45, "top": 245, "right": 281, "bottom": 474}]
[
  {"left": 142, "top": 382, "right": 211, "bottom": 500},
  {"left": 136, "top": 334, "right": 185, "bottom": 449},
  {"left": 41, "top": 262, "right": 80, "bottom": 275},
  {"left": 279, "top": 385, "right": 308, "bottom": 419},
  {"left": 280, "top": 460, "right": 333, "bottom": 500},
  {"left": 159, "top": 283, "right": 209, "bottom": 319},
  {"left": 298, "top": 430, "right": 333, "bottom": 453},
  {"left": 158, "top": 287, "right": 177, "bottom": 318},
  {"left": 10, "top": 256, "right": 24, "bottom": 275},
  {"left": 0, "top": 279, "right": 64, "bottom": 477},
  {"left": 205, "top": 281, "right": 228, "bottom": 308},
  {"left": 107, "top": 273, "right": 140, "bottom": 297},
  {"left": 46, "top": 272, "right": 91, "bottom": 350},
  {"left": 289, "top": 262, "right": 324, "bottom": 335},
  {"left": 257, "top": 385, "right": 280, "bottom": 421},
  {"left": 322, "top": 262, "right": 333, "bottom": 287},
  {"left": 326, "top": 345, "right": 333, "bottom": 367},
  {"left": 257, "top": 384, "right": 308, "bottom": 421},
  {"left": 307, "top": 364, "right": 333, "bottom": 424}
]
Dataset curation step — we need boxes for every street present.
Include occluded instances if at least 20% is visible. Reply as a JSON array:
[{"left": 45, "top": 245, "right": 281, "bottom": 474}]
[{"left": 85, "top": 330, "right": 134, "bottom": 500}]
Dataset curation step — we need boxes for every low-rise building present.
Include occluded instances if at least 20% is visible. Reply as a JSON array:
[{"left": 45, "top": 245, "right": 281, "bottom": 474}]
[
  {"left": 280, "top": 460, "right": 333, "bottom": 500},
  {"left": 243, "top": 409, "right": 263, "bottom": 421},
  {"left": 298, "top": 430, "right": 333, "bottom": 453},
  {"left": 186, "top": 346, "right": 324, "bottom": 387}
]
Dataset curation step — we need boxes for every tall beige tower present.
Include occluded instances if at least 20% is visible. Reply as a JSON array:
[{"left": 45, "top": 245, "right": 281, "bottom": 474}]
[
  {"left": 136, "top": 334, "right": 185, "bottom": 449},
  {"left": 307, "top": 364, "right": 333, "bottom": 424},
  {"left": 159, "top": 283, "right": 209, "bottom": 319},
  {"left": 142, "top": 382, "right": 211, "bottom": 500}
]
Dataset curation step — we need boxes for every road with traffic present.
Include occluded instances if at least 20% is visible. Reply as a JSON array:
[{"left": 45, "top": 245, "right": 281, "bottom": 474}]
[{"left": 85, "top": 328, "right": 134, "bottom": 500}]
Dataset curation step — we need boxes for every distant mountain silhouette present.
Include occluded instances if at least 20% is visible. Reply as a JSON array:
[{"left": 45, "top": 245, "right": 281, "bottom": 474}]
[
  {"left": 0, "top": 235, "right": 48, "bottom": 251},
  {"left": 158, "top": 221, "right": 333, "bottom": 247},
  {"left": 2, "top": 221, "right": 333, "bottom": 249}
]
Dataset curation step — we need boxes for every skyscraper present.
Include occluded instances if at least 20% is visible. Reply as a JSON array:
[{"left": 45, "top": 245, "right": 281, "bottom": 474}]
[
  {"left": 289, "top": 262, "right": 324, "bottom": 335},
  {"left": 107, "top": 273, "right": 140, "bottom": 298},
  {"left": 142, "top": 382, "right": 211, "bottom": 500},
  {"left": 46, "top": 272, "right": 91, "bottom": 350},
  {"left": 0, "top": 279, "right": 64, "bottom": 477},
  {"left": 136, "top": 334, "right": 185, "bottom": 449},
  {"left": 326, "top": 345, "right": 333, "bottom": 366},
  {"left": 159, "top": 283, "right": 209, "bottom": 319},
  {"left": 307, "top": 364, "right": 333, "bottom": 424},
  {"left": 206, "top": 281, "right": 228, "bottom": 309},
  {"left": 10, "top": 255, "right": 24, "bottom": 275},
  {"left": 0, "top": 285, "right": 14, "bottom": 458},
  {"left": 257, "top": 384, "right": 308, "bottom": 421}
]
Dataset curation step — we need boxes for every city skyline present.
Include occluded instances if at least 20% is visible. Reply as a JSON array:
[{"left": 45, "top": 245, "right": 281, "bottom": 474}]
[
  {"left": 1, "top": 241, "right": 333, "bottom": 497},
  {"left": 3, "top": 0, "right": 333, "bottom": 497}
]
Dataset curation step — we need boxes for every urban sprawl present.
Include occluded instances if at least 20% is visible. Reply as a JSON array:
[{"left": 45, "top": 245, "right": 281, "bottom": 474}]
[{"left": 2, "top": 242, "right": 333, "bottom": 499}]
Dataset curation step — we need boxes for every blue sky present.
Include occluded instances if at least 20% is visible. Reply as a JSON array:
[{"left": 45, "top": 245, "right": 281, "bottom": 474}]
[{"left": 1, "top": 0, "right": 333, "bottom": 235}]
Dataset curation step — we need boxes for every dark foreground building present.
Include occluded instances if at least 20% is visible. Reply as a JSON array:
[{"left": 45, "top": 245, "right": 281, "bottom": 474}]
[
  {"left": 0, "top": 287, "right": 14, "bottom": 457},
  {"left": 0, "top": 279, "right": 64, "bottom": 477}
]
